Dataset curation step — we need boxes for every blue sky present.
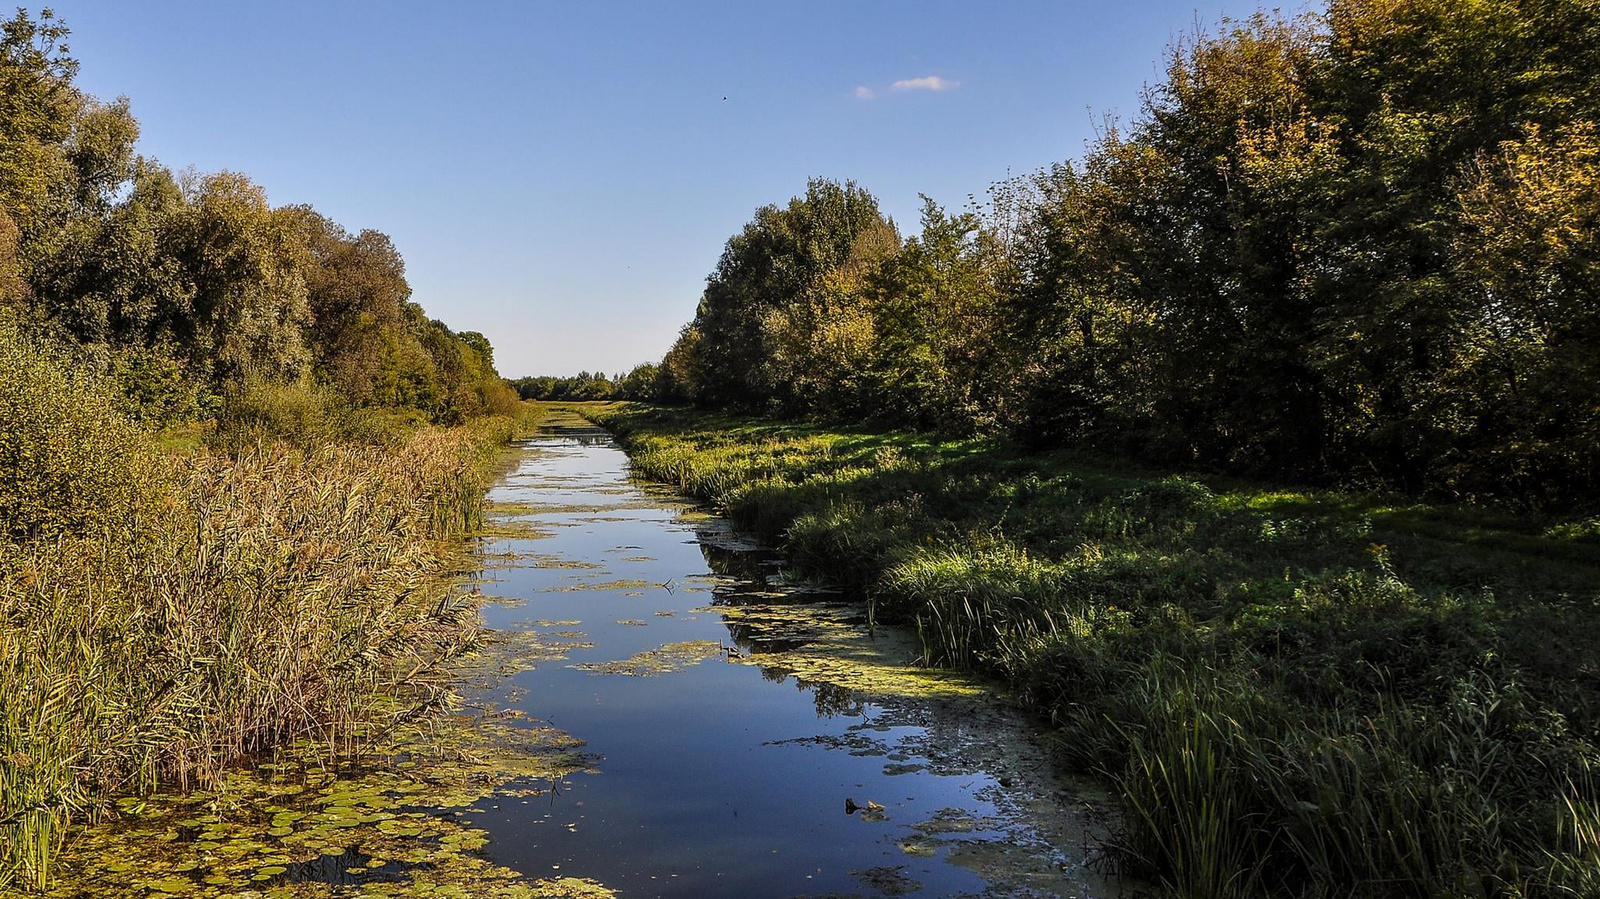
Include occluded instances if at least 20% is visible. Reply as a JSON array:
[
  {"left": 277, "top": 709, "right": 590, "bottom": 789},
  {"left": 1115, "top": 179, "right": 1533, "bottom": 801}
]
[{"left": 54, "top": 1, "right": 1300, "bottom": 377}]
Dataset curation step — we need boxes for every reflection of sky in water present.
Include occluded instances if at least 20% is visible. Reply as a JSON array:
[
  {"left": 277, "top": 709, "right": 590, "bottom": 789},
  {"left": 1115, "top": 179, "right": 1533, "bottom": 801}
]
[{"left": 466, "top": 421, "right": 1098, "bottom": 899}]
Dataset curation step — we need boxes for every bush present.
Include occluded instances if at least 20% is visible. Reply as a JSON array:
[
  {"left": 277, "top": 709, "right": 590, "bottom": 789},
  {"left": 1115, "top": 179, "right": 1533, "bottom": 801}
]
[
  {"left": 0, "top": 317, "right": 158, "bottom": 541},
  {"left": 210, "top": 378, "right": 422, "bottom": 453}
]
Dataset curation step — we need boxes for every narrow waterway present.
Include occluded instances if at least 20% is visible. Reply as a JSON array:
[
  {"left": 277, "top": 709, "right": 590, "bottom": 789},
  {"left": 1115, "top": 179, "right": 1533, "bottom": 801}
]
[{"left": 464, "top": 410, "right": 1118, "bottom": 898}]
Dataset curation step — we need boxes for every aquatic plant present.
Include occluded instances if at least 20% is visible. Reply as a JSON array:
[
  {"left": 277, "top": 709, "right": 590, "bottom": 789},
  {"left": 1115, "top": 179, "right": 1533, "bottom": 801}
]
[{"left": 0, "top": 328, "right": 529, "bottom": 890}]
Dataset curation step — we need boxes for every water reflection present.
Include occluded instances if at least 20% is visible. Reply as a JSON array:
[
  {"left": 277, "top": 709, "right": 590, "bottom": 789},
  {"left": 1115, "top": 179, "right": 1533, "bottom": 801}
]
[{"left": 464, "top": 414, "right": 1117, "bottom": 899}]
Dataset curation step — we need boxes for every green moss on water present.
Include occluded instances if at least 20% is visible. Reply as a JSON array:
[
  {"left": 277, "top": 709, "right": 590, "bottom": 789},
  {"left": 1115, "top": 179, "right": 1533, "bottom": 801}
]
[
  {"left": 850, "top": 865, "right": 922, "bottom": 896},
  {"left": 467, "top": 628, "right": 595, "bottom": 679},
  {"left": 708, "top": 602, "right": 985, "bottom": 701},
  {"left": 538, "top": 579, "right": 657, "bottom": 594},
  {"left": 46, "top": 716, "right": 604, "bottom": 899},
  {"left": 570, "top": 641, "right": 726, "bottom": 677},
  {"left": 475, "top": 521, "right": 559, "bottom": 541}
]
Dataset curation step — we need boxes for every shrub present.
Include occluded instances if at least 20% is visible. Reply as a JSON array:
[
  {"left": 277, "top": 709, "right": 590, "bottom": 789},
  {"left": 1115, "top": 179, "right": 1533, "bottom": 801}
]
[
  {"left": 210, "top": 378, "right": 423, "bottom": 453},
  {"left": 0, "top": 317, "right": 159, "bottom": 541}
]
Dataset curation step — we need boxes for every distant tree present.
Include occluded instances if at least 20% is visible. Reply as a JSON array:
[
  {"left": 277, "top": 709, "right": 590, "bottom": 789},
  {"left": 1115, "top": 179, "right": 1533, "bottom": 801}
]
[
  {"left": 615, "top": 362, "right": 659, "bottom": 399},
  {"left": 655, "top": 326, "right": 702, "bottom": 403}
]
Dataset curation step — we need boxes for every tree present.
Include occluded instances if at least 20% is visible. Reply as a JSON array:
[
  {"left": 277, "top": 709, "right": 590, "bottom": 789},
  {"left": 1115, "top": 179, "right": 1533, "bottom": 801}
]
[
  {"left": 0, "top": 8, "right": 77, "bottom": 229},
  {"left": 170, "top": 171, "right": 310, "bottom": 382},
  {"left": 689, "top": 178, "right": 896, "bottom": 411}
]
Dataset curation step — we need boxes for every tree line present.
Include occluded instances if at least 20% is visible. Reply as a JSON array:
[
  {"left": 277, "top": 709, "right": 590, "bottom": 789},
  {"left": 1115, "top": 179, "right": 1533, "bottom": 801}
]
[
  {"left": 645, "top": 0, "right": 1599, "bottom": 509},
  {"left": 0, "top": 9, "right": 515, "bottom": 424},
  {"left": 509, "top": 366, "right": 657, "bottom": 402}
]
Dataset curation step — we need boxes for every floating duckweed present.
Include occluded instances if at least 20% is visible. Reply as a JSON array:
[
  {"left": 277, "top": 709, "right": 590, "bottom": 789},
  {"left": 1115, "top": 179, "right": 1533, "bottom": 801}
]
[
  {"left": 462, "top": 629, "right": 596, "bottom": 681},
  {"left": 571, "top": 641, "right": 726, "bottom": 677},
  {"left": 708, "top": 602, "right": 986, "bottom": 700},
  {"left": 850, "top": 865, "right": 922, "bottom": 896},
  {"left": 45, "top": 714, "right": 603, "bottom": 899},
  {"left": 539, "top": 579, "right": 656, "bottom": 594},
  {"left": 911, "top": 808, "right": 992, "bottom": 835},
  {"left": 475, "top": 521, "right": 558, "bottom": 540}
]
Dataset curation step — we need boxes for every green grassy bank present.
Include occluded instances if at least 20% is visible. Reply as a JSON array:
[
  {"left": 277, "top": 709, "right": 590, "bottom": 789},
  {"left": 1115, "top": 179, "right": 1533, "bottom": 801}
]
[
  {"left": 0, "top": 321, "right": 539, "bottom": 891},
  {"left": 584, "top": 401, "right": 1600, "bottom": 898}
]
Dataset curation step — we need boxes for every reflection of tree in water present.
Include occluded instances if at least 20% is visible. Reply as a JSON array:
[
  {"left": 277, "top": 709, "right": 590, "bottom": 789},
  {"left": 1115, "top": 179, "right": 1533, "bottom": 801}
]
[
  {"left": 691, "top": 506, "right": 868, "bottom": 718},
  {"left": 806, "top": 679, "right": 865, "bottom": 718},
  {"left": 721, "top": 620, "right": 807, "bottom": 654},
  {"left": 285, "top": 848, "right": 403, "bottom": 886},
  {"left": 542, "top": 424, "right": 613, "bottom": 447},
  {"left": 753, "top": 664, "right": 864, "bottom": 717},
  {"left": 696, "top": 537, "right": 774, "bottom": 583}
]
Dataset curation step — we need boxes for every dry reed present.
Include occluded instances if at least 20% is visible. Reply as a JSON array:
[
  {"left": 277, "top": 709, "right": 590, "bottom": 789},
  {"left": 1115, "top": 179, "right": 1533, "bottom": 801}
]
[{"left": 0, "top": 416, "right": 517, "bottom": 891}]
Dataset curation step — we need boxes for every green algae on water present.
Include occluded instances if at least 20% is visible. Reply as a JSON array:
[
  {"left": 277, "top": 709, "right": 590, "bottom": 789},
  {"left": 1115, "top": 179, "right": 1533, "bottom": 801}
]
[
  {"left": 45, "top": 716, "right": 606, "bottom": 899},
  {"left": 570, "top": 640, "right": 726, "bottom": 677},
  {"left": 539, "top": 579, "right": 656, "bottom": 594},
  {"left": 708, "top": 602, "right": 986, "bottom": 701}
]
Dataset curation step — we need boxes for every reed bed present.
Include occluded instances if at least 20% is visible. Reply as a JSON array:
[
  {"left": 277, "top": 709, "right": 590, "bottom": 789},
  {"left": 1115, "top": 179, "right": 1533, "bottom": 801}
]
[
  {"left": 590, "top": 402, "right": 1600, "bottom": 898},
  {"left": 0, "top": 324, "right": 523, "bottom": 890}
]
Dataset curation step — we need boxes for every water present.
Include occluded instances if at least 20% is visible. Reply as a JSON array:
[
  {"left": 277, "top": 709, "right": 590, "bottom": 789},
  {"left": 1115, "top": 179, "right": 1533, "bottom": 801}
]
[{"left": 463, "top": 411, "right": 1118, "bottom": 899}]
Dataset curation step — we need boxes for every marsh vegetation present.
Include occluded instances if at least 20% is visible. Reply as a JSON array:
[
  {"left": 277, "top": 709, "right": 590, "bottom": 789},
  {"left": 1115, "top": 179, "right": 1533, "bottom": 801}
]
[
  {"left": 9, "top": 0, "right": 1600, "bottom": 895},
  {"left": 0, "top": 8, "right": 525, "bottom": 889},
  {"left": 627, "top": 0, "right": 1600, "bottom": 513},
  {"left": 0, "top": 319, "right": 528, "bottom": 889},
  {"left": 591, "top": 402, "right": 1600, "bottom": 897},
  {"left": 586, "top": 2, "right": 1600, "bottom": 893}
]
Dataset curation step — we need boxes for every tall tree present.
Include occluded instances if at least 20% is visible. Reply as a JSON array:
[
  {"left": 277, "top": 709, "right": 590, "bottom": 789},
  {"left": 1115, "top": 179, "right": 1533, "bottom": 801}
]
[{"left": 689, "top": 178, "right": 895, "bottom": 411}]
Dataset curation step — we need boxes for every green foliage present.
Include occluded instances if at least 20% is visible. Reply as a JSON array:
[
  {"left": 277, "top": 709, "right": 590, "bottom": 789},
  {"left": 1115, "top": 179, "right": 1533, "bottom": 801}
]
[
  {"left": 0, "top": 8, "right": 515, "bottom": 427},
  {"left": 614, "top": 361, "right": 658, "bottom": 399},
  {"left": 511, "top": 370, "right": 619, "bottom": 401},
  {"left": 210, "top": 378, "right": 412, "bottom": 453},
  {"left": 0, "top": 8, "right": 76, "bottom": 230},
  {"left": 662, "top": 1, "right": 1600, "bottom": 509},
  {"left": 508, "top": 365, "right": 663, "bottom": 403},
  {"left": 593, "top": 403, "right": 1600, "bottom": 898},
  {"left": 687, "top": 177, "right": 898, "bottom": 412},
  {"left": 0, "top": 9, "right": 533, "bottom": 889},
  {"left": 654, "top": 325, "right": 702, "bottom": 402},
  {"left": 0, "top": 315, "right": 154, "bottom": 541}
]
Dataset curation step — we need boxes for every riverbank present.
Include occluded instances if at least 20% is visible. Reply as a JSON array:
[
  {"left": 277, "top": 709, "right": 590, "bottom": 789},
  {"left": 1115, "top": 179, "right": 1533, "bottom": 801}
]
[
  {"left": 0, "top": 330, "right": 539, "bottom": 891},
  {"left": 581, "top": 401, "right": 1600, "bottom": 898},
  {"left": 451, "top": 407, "right": 1117, "bottom": 897}
]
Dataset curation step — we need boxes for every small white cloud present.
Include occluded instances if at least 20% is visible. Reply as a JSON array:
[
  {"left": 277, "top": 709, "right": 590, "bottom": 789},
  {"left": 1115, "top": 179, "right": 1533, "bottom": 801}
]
[
  {"left": 855, "top": 86, "right": 876, "bottom": 100},
  {"left": 891, "top": 75, "right": 958, "bottom": 92}
]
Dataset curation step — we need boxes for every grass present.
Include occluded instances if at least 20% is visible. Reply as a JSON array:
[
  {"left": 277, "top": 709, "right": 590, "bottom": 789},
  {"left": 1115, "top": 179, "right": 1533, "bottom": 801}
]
[
  {"left": 0, "top": 320, "right": 540, "bottom": 891},
  {"left": 583, "top": 401, "right": 1600, "bottom": 898}
]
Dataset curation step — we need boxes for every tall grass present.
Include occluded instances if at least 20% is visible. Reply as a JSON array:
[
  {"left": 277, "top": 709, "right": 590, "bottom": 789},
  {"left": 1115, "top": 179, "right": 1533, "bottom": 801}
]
[
  {"left": 0, "top": 322, "right": 524, "bottom": 891},
  {"left": 589, "top": 403, "right": 1600, "bottom": 898}
]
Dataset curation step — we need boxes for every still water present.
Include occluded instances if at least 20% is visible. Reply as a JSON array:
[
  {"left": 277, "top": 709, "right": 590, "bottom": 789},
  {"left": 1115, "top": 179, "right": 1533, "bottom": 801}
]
[{"left": 464, "top": 411, "right": 1119, "bottom": 898}]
